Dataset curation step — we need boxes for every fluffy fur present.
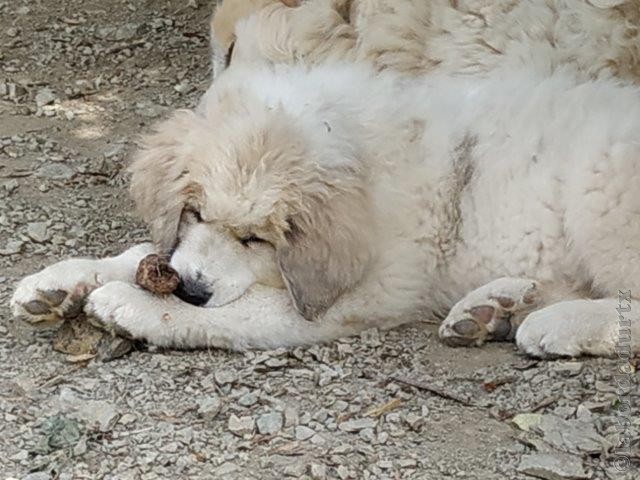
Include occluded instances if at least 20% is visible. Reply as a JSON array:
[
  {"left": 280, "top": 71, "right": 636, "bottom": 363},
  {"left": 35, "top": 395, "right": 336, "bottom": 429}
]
[
  {"left": 210, "top": 0, "right": 640, "bottom": 81},
  {"left": 12, "top": 62, "right": 640, "bottom": 358}
]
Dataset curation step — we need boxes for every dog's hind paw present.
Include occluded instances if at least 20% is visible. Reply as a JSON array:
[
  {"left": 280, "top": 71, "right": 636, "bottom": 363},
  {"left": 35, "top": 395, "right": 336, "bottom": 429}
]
[{"left": 439, "top": 277, "right": 541, "bottom": 347}]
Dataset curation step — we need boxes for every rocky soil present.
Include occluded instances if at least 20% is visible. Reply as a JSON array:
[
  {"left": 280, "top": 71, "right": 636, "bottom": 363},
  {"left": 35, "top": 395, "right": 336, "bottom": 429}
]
[{"left": 1, "top": 1, "right": 639, "bottom": 479}]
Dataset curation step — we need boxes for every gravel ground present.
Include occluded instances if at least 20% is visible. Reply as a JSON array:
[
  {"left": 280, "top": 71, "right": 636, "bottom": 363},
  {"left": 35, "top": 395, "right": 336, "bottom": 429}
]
[{"left": 1, "top": 1, "right": 639, "bottom": 479}]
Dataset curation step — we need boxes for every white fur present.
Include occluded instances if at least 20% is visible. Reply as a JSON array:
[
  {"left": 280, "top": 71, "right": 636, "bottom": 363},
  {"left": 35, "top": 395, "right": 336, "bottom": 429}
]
[
  {"left": 12, "top": 63, "right": 640, "bottom": 357},
  {"left": 210, "top": 0, "right": 640, "bottom": 83}
]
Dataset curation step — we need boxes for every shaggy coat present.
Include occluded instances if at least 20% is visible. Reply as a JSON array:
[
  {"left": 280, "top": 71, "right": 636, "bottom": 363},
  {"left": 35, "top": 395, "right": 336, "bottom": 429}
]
[
  {"left": 210, "top": 0, "right": 640, "bottom": 81},
  {"left": 12, "top": 62, "right": 640, "bottom": 358}
]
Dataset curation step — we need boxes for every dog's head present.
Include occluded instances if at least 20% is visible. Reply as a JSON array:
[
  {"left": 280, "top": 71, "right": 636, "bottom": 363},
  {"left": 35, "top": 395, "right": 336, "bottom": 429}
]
[{"left": 129, "top": 85, "right": 372, "bottom": 320}]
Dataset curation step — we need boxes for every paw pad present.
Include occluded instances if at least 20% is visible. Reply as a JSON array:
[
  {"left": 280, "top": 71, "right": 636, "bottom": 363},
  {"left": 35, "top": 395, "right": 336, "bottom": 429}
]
[
  {"left": 13, "top": 288, "right": 83, "bottom": 325},
  {"left": 439, "top": 280, "right": 541, "bottom": 347}
]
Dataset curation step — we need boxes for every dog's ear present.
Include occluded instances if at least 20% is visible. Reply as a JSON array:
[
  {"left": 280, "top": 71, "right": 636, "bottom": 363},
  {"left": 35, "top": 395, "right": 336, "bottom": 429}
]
[
  {"left": 276, "top": 182, "right": 372, "bottom": 320},
  {"left": 210, "top": 0, "right": 297, "bottom": 78},
  {"left": 129, "top": 110, "right": 199, "bottom": 253}
]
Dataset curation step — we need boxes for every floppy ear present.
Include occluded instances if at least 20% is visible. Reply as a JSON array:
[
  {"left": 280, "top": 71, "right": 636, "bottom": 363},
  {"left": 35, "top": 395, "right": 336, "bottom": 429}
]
[
  {"left": 277, "top": 182, "right": 372, "bottom": 321},
  {"left": 128, "top": 110, "right": 199, "bottom": 252},
  {"left": 210, "top": 0, "right": 295, "bottom": 78}
]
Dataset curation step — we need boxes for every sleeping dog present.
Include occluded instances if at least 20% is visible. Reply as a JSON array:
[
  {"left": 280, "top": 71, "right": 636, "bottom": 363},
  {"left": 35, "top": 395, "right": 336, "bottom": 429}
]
[{"left": 12, "top": 62, "right": 640, "bottom": 358}]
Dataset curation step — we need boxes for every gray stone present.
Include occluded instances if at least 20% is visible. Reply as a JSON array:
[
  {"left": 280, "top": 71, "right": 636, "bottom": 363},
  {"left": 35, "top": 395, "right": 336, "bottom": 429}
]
[
  {"left": 36, "top": 163, "right": 75, "bottom": 181},
  {"left": 518, "top": 453, "right": 589, "bottom": 480},
  {"left": 0, "top": 240, "right": 23, "bottom": 255},
  {"left": 405, "top": 412, "right": 424, "bottom": 431},
  {"left": 336, "top": 466, "right": 350, "bottom": 480},
  {"left": 295, "top": 425, "right": 315, "bottom": 441},
  {"left": 284, "top": 406, "right": 299, "bottom": 427},
  {"left": 215, "top": 463, "right": 238, "bottom": 476},
  {"left": 238, "top": 391, "right": 258, "bottom": 407},
  {"left": 73, "top": 436, "right": 87, "bottom": 456},
  {"left": 23, "top": 473, "right": 51, "bottom": 480},
  {"left": 173, "top": 81, "right": 191, "bottom": 94},
  {"left": 214, "top": 369, "right": 238, "bottom": 385},
  {"left": 119, "top": 413, "right": 137, "bottom": 425},
  {"left": 2, "top": 179, "right": 19, "bottom": 193},
  {"left": 256, "top": 412, "right": 283, "bottom": 435},
  {"left": 197, "top": 396, "right": 222, "bottom": 420},
  {"left": 339, "top": 418, "right": 377, "bottom": 432},
  {"left": 79, "top": 401, "right": 119, "bottom": 432},
  {"left": 136, "top": 102, "right": 167, "bottom": 119},
  {"left": 398, "top": 459, "right": 418, "bottom": 468},
  {"left": 553, "top": 406, "right": 576, "bottom": 419},
  {"left": 11, "top": 449, "right": 29, "bottom": 461},
  {"left": 359, "top": 428, "right": 375, "bottom": 442},
  {"left": 160, "top": 441, "right": 179, "bottom": 453},
  {"left": 309, "top": 464, "right": 327, "bottom": 480},
  {"left": 551, "top": 361, "right": 584, "bottom": 376},
  {"left": 35, "top": 88, "right": 56, "bottom": 107},
  {"left": 104, "top": 143, "right": 125, "bottom": 159},
  {"left": 284, "top": 463, "right": 306, "bottom": 477},
  {"left": 575, "top": 405, "right": 593, "bottom": 421},
  {"left": 8, "top": 83, "right": 27, "bottom": 99},
  {"left": 114, "top": 23, "right": 139, "bottom": 41},
  {"left": 537, "top": 415, "right": 606, "bottom": 454},
  {"left": 310, "top": 433, "right": 326, "bottom": 445},
  {"left": 27, "top": 222, "right": 50, "bottom": 243}
]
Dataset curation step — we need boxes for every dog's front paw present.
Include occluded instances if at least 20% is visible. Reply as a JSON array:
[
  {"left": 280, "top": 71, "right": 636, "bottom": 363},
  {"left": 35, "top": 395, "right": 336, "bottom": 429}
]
[
  {"left": 439, "top": 278, "right": 540, "bottom": 347},
  {"left": 516, "top": 300, "right": 618, "bottom": 358},
  {"left": 84, "top": 281, "right": 173, "bottom": 344},
  {"left": 11, "top": 260, "right": 107, "bottom": 325}
]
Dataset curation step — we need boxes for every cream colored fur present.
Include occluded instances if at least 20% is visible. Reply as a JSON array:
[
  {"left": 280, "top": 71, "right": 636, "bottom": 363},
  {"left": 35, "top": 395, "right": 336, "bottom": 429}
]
[
  {"left": 12, "top": 62, "right": 640, "bottom": 358},
  {"left": 210, "top": 0, "right": 640, "bottom": 82}
]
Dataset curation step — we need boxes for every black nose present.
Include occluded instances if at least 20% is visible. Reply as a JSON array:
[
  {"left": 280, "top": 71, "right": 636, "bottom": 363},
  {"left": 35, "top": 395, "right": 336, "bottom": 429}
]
[{"left": 174, "top": 278, "right": 213, "bottom": 307}]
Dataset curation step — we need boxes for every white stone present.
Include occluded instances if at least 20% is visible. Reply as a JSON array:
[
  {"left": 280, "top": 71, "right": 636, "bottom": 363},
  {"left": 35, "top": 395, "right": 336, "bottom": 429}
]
[{"left": 228, "top": 414, "right": 254, "bottom": 437}]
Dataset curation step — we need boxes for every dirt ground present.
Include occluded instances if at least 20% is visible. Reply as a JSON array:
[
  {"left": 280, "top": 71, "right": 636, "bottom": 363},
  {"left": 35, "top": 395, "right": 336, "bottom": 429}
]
[{"left": 1, "top": 1, "right": 639, "bottom": 479}]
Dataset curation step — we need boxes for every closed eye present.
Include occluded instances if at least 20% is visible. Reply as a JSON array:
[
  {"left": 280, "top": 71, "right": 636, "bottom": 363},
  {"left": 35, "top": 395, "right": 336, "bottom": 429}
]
[
  {"left": 225, "top": 40, "right": 236, "bottom": 68},
  {"left": 240, "top": 235, "right": 267, "bottom": 247}
]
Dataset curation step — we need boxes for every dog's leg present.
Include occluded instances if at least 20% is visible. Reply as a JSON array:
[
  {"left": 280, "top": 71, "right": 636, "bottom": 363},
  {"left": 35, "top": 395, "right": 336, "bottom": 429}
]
[
  {"left": 11, "top": 243, "right": 154, "bottom": 325},
  {"left": 84, "top": 282, "right": 359, "bottom": 350},
  {"left": 438, "top": 277, "right": 543, "bottom": 347},
  {"left": 516, "top": 298, "right": 640, "bottom": 358}
]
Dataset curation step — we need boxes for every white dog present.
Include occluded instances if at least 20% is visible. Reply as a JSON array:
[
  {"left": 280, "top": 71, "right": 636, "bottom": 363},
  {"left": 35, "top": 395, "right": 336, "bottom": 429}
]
[{"left": 11, "top": 62, "right": 640, "bottom": 358}]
